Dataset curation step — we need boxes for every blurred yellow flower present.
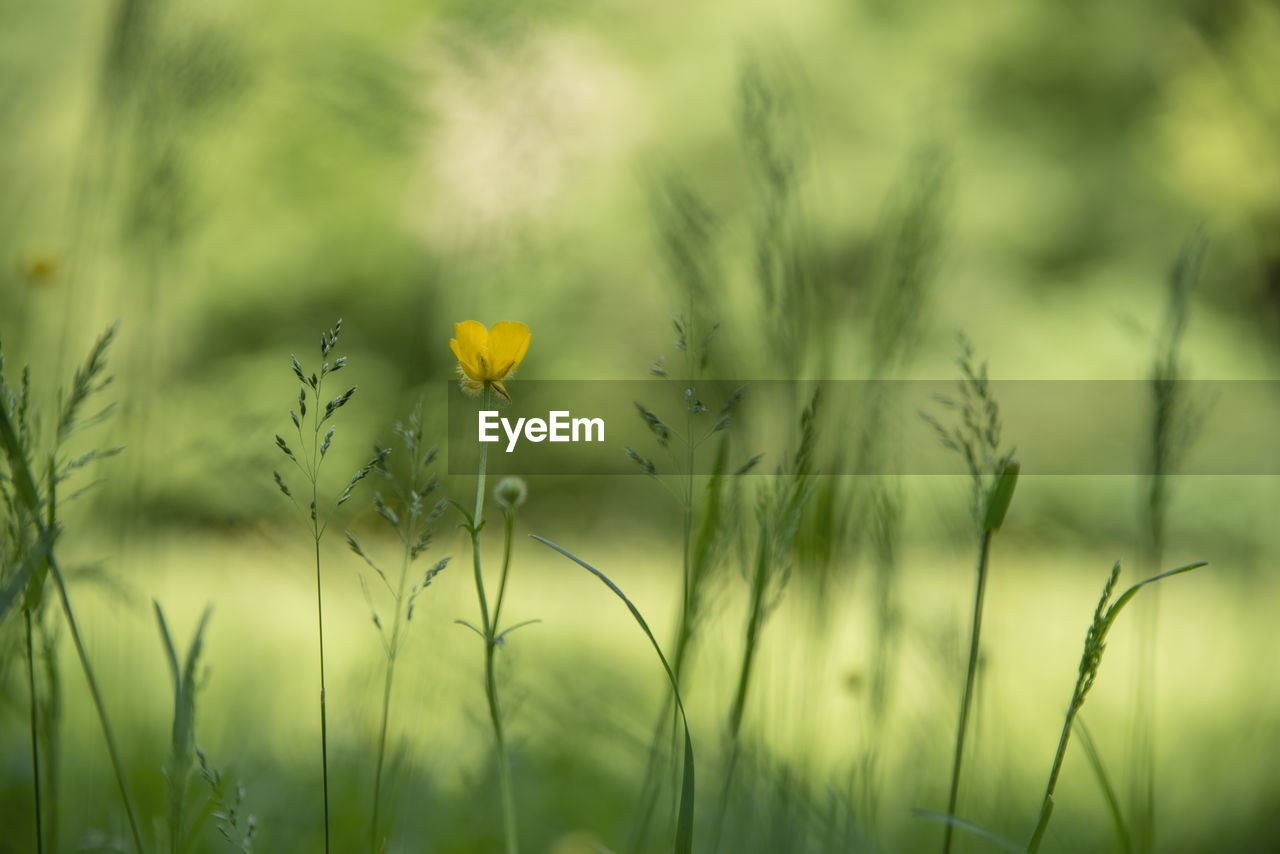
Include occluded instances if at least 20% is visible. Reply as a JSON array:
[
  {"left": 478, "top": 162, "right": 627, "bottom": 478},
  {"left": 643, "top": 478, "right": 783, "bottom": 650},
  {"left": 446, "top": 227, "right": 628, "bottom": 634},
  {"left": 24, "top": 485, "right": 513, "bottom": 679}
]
[{"left": 450, "top": 320, "right": 531, "bottom": 402}]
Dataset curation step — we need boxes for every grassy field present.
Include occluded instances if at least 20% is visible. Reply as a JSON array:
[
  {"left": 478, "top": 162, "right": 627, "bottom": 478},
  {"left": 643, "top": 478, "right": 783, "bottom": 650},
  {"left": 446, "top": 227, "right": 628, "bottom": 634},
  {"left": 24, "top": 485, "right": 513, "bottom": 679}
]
[{"left": 2, "top": 525, "right": 1276, "bottom": 852}]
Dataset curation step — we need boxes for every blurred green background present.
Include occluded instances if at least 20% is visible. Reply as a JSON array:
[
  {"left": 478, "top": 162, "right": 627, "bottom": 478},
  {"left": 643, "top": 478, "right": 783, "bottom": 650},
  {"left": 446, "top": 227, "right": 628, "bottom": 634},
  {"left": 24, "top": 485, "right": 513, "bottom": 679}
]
[{"left": 2, "top": 0, "right": 1279, "bottom": 851}]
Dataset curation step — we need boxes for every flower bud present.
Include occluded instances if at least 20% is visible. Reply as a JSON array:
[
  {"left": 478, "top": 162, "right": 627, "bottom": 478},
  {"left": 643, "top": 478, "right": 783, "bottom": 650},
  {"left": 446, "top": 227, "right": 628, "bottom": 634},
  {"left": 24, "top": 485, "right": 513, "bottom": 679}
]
[{"left": 494, "top": 476, "right": 528, "bottom": 511}]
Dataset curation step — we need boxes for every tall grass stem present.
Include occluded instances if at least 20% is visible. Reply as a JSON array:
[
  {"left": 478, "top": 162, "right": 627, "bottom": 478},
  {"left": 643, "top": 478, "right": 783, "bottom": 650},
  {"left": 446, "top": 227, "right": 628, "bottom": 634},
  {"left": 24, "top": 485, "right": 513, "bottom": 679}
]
[
  {"left": 942, "top": 530, "right": 992, "bottom": 854},
  {"left": 369, "top": 541, "right": 411, "bottom": 853},
  {"left": 49, "top": 556, "right": 145, "bottom": 854},
  {"left": 25, "top": 609, "right": 44, "bottom": 854},
  {"left": 312, "top": 533, "right": 331, "bottom": 854}
]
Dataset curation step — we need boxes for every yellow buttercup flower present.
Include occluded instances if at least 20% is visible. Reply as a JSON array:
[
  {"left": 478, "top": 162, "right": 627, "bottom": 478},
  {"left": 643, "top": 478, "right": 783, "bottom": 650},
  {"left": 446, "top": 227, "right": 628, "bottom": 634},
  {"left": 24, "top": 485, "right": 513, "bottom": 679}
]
[{"left": 450, "top": 320, "right": 531, "bottom": 402}]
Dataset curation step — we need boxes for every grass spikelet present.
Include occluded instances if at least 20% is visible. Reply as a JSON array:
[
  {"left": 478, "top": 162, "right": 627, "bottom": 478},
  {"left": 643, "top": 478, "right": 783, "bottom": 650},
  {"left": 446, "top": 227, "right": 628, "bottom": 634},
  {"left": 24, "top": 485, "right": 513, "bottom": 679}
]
[
  {"left": 197, "top": 750, "right": 257, "bottom": 852},
  {"left": 0, "top": 325, "right": 144, "bottom": 854},
  {"left": 922, "top": 337, "right": 1017, "bottom": 854},
  {"left": 712, "top": 390, "right": 819, "bottom": 851},
  {"left": 1027, "top": 560, "right": 1209, "bottom": 853},
  {"left": 345, "top": 401, "right": 448, "bottom": 853},
  {"left": 272, "top": 318, "right": 376, "bottom": 854},
  {"left": 629, "top": 309, "right": 755, "bottom": 849}
]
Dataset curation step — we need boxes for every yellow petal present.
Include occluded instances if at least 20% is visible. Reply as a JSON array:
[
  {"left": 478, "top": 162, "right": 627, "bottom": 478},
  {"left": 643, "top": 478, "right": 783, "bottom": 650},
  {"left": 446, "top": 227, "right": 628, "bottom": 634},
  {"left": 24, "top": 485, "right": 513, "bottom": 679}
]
[
  {"left": 450, "top": 338, "right": 483, "bottom": 381},
  {"left": 486, "top": 321, "right": 531, "bottom": 379},
  {"left": 450, "top": 320, "right": 489, "bottom": 381}
]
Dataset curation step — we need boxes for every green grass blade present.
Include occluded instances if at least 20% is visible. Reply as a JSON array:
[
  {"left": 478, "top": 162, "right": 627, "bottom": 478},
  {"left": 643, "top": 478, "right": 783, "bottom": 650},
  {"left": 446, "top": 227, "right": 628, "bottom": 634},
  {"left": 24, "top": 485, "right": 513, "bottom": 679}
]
[
  {"left": 1074, "top": 718, "right": 1132, "bottom": 854},
  {"left": 912, "top": 810, "right": 1022, "bottom": 853},
  {"left": 155, "top": 602, "right": 214, "bottom": 854},
  {"left": 154, "top": 603, "right": 182, "bottom": 691},
  {"left": 1106, "top": 562, "right": 1208, "bottom": 623},
  {"left": 0, "top": 526, "right": 58, "bottom": 625},
  {"left": 690, "top": 434, "right": 728, "bottom": 584},
  {"left": 0, "top": 401, "right": 40, "bottom": 517},
  {"left": 530, "top": 534, "right": 695, "bottom": 854}
]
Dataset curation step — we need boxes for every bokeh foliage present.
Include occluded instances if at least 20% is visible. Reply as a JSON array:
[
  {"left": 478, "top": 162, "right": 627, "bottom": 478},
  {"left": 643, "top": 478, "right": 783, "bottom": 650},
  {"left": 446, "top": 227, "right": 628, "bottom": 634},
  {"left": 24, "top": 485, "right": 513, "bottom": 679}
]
[{"left": 2, "top": 0, "right": 1280, "bottom": 852}]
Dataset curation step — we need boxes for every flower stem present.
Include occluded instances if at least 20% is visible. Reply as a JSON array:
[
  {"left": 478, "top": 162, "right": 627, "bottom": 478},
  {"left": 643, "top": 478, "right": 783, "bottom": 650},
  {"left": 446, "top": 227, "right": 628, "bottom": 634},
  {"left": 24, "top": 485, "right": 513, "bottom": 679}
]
[
  {"left": 484, "top": 621, "right": 519, "bottom": 854},
  {"left": 474, "top": 389, "right": 490, "bottom": 527},
  {"left": 942, "top": 529, "right": 992, "bottom": 854},
  {"left": 25, "top": 609, "right": 44, "bottom": 854},
  {"left": 471, "top": 387, "right": 519, "bottom": 854}
]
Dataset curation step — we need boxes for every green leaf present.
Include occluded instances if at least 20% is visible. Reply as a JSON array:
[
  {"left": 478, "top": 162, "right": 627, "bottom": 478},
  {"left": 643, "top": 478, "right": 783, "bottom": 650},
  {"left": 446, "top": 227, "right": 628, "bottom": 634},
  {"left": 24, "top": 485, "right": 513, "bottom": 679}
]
[
  {"left": 1104, "top": 562, "right": 1208, "bottom": 626},
  {"left": 495, "top": 618, "right": 542, "bottom": 646},
  {"left": 531, "top": 535, "right": 695, "bottom": 854},
  {"left": 454, "top": 618, "right": 486, "bottom": 640},
  {"left": 155, "top": 601, "right": 214, "bottom": 854},
  {"left": 1074, "top": 718, "right": 1132, "bottom": 854},
  {"left": 983, "top": 459, "right": 1020, "bottom": 533}
]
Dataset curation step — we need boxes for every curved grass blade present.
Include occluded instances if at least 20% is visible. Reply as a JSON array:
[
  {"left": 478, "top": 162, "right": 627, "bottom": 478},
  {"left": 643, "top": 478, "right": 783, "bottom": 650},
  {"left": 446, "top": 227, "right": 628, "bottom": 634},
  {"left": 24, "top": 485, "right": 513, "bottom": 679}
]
[
  {"left": 530, "top": 534, "right": 695, "bottom": 854},
  {"left": 912, "top": 810, "right": 1022, "bottom": 854},
  {"left": 1107, "top": 562, "right": 1206, "bottom": 619},
  {"left": 1075, "top": 717, "right": 1132, "bottom": 854}
]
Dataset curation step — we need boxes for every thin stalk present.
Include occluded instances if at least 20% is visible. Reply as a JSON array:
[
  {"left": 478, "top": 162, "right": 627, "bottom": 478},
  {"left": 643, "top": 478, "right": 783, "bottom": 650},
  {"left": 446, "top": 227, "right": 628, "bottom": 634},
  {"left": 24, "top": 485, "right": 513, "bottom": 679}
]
[
  {"left": 492, "top": 508, "right": 516, "bottom": 631},
  {"left": 652, "top": 340, "right": 700, "bottom": 834},
  {"left": 369, "top": 640, "right": 395, "bottom": 853},
  {"left": 1075, "top": 719, "right": 1132, "bottom": 854},
  {"left": 1026, "top": 676, "right": 1089, "bottom": 854},
  {"left": 941, "top": 530, "right": 992, "bottom": 854},
  {"left": 312, "top": 534, "right": 331, "bottom": 854},
  {"left": 25, "top": 609, "right": 44, "bottom": 854},
  {"left": 678, "top": 398, "right": 695, "bottom": 675},
  {"left": 369, "top": 430, "right": 431, "bottom": 852},
  {"left": 712, "top": 516, "right": 770, "bottom": 853},
  {"left": 39, "top": 623, "right": 60, "bottom": 854},
  {"left": 632, "top": 420, "right": 695, "bottom": 849},
  {"left": 672, "top": 291, "right": 698, "bottom": 685},
  {"left": 310, "top": 371, "right": 332, "bottom": 854},
  {"left": 370, "top": 543, "right": 412, "bottom": 854},
  {"left": 48, "top": 556, "right": 145, "bottom": 854},
  {"left": 633, "top": 319, "right": 700, "bottom": 851},
  {"left": 727, "top": 591, "right": 763, "bottom": 744},
  {"left": 474, "top": 388, "right": 490, "bottom": 527},
  {"left": 483, "top": 609, "right": 519, "bottom": 854},
  {"left": 471, "top": 388, "right": 519, "bottom": 854}
]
